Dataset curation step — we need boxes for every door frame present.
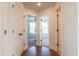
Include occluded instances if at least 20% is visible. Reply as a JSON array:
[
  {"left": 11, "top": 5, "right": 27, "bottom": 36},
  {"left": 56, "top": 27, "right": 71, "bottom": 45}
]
[{"left": 56, "top": 6, "right": 61, "bottom": 55}]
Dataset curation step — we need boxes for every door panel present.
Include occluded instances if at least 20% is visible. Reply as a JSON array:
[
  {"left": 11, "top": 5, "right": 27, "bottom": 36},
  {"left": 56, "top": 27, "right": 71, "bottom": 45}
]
[
  {"left": 28, "top": 16, "right": 36, "bottom": 47},
  {"left": 40, "top": 16, "right": 49, "bottom": 47},
  {"left": 1, "top": 3, "right": 8, "bottom": 56},
  {"left": 13, "top": 4, "right": 25, "bottom": 55}
]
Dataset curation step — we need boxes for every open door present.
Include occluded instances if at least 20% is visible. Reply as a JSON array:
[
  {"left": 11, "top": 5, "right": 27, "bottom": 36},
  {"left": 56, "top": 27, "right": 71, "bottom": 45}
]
[
  {"left": 40, "top": 16, "right": 49, "bottom": 47},
  {"left": 28, "top": 15, "right": 36, "bottom": 47}
]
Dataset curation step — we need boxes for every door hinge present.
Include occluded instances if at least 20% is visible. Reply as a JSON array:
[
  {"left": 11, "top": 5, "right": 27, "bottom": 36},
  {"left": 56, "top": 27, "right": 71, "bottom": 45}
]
[
  {"left": 12, "top": 54, "right": 14, "bottom": 56},
  {"left": 35, "top": 29, "right": 37, "bottom": 31},
  {"left": 35, "top": 19, "right": 36, "bottom": 21},
  {"left": 57, "top": 14, "right": 59, "bottom": 17},
  {"left": 12, "top": 4, "right": 14, "bottom": 8},
  {"left": 23, "top": 15, "right": 25, "bottom": 18},
  {"left": 12, "top": 30, "right": 14, "bottom": 33},
  {"left": 24, "top": 43, "right": 25, "bottom": 46},
  {"left": 41, "top": 19, "right": 42, "bottom": 21},
  {"left": 56, "top": 29, "right": 59, "bottom": 32},
  {"left": 23, "top": 29, "right": 25, "bottom": 32},
  {"left": 57, "top": 43, "right": 59, "bottom": 46},
  {"left": 4, "top": 30, "right": 6, "bottom": 35},
  {"left": 40, "top": 40, "right": 42, "bottom": 41},
  {"left": 35, "top": 40, "right": 36, "bottom": 42}
]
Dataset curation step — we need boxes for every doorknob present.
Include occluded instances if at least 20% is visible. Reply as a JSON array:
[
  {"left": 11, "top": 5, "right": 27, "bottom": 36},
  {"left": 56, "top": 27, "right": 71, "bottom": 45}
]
[
  {"left": 57, "top": 43, "right": 59, "bottom": 46},
  {"left": 56, "top": 29, "right": 59, "bottom": 32},
  {"left": 35, "top": 40, "right": 36, "bottom": 42},
  {"left": 18, "top": 33, "right": 22, "bottom": 36},
  {"left": 40, "top": 40, "right": 42, "bottom": 41}
]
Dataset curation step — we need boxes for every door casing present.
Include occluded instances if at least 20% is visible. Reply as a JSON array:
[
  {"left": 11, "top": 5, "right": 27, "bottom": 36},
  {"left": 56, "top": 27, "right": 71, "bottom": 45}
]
[{"left": 56, "top": 6, "right": 61, "bottom": 55}]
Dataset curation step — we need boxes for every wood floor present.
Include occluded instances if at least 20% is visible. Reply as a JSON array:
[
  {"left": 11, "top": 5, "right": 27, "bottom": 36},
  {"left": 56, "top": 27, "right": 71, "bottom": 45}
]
[{"left": 21, "top": 46, "right": 59, "bottom": 56}]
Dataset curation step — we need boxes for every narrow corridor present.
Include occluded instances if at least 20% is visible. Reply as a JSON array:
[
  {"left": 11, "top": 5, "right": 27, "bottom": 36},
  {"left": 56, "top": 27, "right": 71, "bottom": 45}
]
[{"left": 0, "top": 2, "right": 77, "bottom": 56}]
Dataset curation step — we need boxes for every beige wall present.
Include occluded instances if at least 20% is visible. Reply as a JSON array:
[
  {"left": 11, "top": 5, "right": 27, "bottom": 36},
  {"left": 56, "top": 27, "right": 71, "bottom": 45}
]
[
  {"left": 60, "top": 2, "right": 77, "bottom": 56},
  {"left": 78, "top": 3, "right": 79, "bottom": 56},
  {"left": 0, "top": 3, "right": 1, "bottom": 55}
]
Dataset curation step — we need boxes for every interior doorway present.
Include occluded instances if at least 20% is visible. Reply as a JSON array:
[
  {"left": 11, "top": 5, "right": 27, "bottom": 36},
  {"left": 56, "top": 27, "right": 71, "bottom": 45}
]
[
  {"left": 28, "top": 15, "right": 36, "bottom": 47},
  {"left": 40, "top": 16, "right": 49, "bottom": 47}
]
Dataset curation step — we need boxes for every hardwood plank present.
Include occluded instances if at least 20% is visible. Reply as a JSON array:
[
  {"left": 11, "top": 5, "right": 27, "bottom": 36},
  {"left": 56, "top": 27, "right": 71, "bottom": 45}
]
[{"left": 21, "top": 46, "right": 59, "bottom": 56}]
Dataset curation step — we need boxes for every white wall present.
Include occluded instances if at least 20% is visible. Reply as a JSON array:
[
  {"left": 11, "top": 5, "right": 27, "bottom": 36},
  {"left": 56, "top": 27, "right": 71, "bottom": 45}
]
[
  {"left": 60, "top": 2, "right": 77, "bottom": 56},
  {"left": 78, "top": 3, "right": 79, "bottom": 56}
]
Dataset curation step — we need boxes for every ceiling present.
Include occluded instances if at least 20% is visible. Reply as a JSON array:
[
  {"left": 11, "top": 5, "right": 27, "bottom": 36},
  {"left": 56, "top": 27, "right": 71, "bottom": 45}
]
[{"left": 23, "top": 2, "right": 56, "bottom": 11}]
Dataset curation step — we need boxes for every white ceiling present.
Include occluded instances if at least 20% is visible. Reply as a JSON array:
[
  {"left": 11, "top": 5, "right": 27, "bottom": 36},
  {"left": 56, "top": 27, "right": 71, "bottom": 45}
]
[{"left": 23, "top": 2, "right": 56, "bottom": 11}]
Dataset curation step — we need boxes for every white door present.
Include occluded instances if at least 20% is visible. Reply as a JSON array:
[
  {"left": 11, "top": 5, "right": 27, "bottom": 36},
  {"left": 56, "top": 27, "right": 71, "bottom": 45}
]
[
  {"left": 7, "top": 3, "right": 17, "bottom": 56},
  {"left": 40, "top": 16, "right": 49, "bottom": 47},
  {"left": 1, "top": 3, "right": 9, "bottom": 55},
  {"left": 28, "top": 15, "right": 36, "bottom": 47},
  {"left": 12, "top": 4, "right": 24, "bottom": 56}
]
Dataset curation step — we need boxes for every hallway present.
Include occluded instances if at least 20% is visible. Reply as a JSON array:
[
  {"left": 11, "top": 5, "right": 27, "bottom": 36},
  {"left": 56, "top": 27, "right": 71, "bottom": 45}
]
[
  {"left": 21, "top": 46, "right": 59, "bottom": 56},
  {"left": 0, "top": 2, "right": 77, "bottom": 56}
]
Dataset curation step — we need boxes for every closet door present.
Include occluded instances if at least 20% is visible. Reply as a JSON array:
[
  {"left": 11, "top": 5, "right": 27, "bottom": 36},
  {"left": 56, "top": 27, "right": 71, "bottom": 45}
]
[
  {"left": 12, "top": 4, "right": 24, "bottom": 56},
  {"left": 1, "top": 3, "right": 13, "bottom": 56},
  {"left": 10, "top": 3, "right": 19, "bottom": 55},
  {"left": 10, "top": 3, "right": 18, "bottom": 56},
  {"left": 1, "top": 3, "right": 8, "bottom": 56},
  {"left": 6, "top": 3, "right": 15, "bottom": 56}
]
